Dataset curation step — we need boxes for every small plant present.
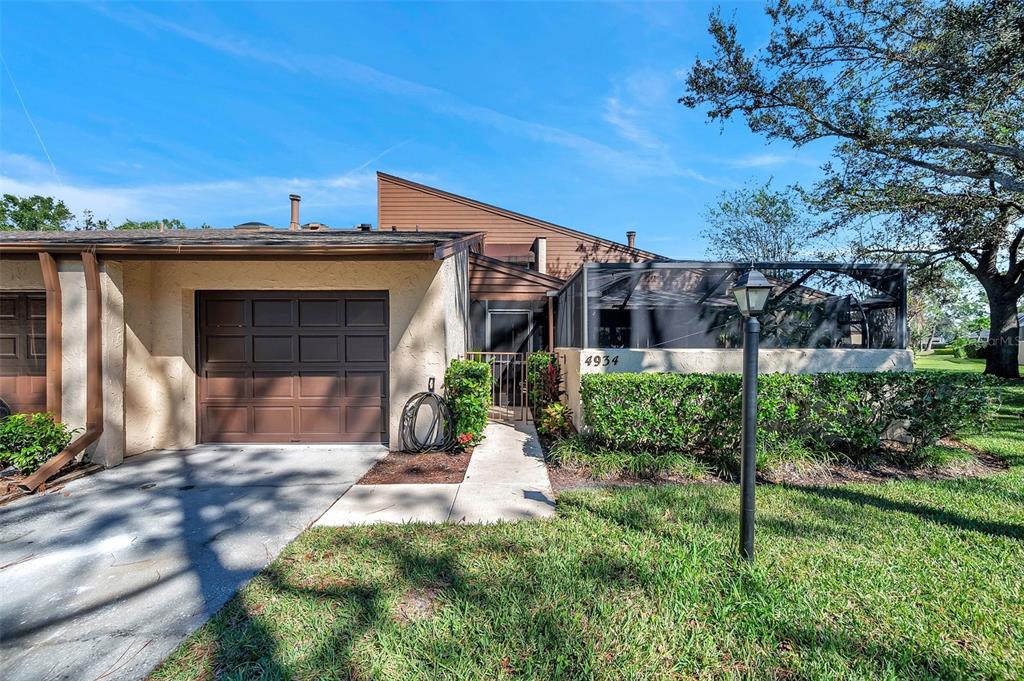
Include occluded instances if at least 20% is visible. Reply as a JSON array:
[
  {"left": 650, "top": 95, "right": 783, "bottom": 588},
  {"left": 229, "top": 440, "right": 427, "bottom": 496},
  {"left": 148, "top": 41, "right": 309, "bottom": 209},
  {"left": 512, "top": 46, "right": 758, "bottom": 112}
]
[
  {"left": 456, "top": 432, "right": 474, "bottom": 448},
  {"left": 444, "top": 359, "right": 491, "bottom": 448},
  {"left": 537, "top": 403, "right": 572, "bottom": 438},
  {"left": 527, "top": 352, "right": 562, "bottom": 409},
  {"left": 0, "top": 412, "right": 76, "bottom": 474}
]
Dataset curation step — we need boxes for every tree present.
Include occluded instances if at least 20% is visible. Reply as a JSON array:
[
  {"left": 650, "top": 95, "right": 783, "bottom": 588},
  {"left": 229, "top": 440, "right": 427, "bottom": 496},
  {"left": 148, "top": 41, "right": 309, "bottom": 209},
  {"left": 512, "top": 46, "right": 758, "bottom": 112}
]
[
  {"left": 116, "top": 218, "right": 187, "bottom": 230},
  {"left": 0, "top": 194, "right": 74, "bottom": 231},
  {"left": 702, "top": 180, "right": 819, "bottom": 263},
  {"left": 908, "top": 264, "right": 986, "bottom": 351},
  {"left": 681, "top": 0, "right": 1023, "bottom": 377}
]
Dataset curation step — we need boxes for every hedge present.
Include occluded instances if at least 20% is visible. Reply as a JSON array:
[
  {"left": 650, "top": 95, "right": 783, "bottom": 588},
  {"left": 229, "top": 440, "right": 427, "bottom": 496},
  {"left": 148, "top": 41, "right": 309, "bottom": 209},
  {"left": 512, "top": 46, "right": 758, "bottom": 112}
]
[
  {"left": 580, "top": 371, "right": 995, "bottom": 468},
  {"left": 444, "top": 359, "right": 492, "bottom": 446}
]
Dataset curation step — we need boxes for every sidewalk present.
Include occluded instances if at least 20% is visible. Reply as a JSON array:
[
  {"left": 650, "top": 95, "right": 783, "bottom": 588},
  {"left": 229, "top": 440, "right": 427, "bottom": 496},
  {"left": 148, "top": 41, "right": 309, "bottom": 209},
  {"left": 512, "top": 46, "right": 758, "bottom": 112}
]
[{"left": 315, "top": 421, "right": 555, "bottom": 526}]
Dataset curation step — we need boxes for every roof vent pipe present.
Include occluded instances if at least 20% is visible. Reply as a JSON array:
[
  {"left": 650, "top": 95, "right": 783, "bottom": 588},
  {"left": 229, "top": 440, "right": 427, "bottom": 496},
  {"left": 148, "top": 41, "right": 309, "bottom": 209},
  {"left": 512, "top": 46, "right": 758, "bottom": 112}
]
[
  {"left": 356, "top": 223, "right": 372, "bottom": 232},
  {"left": 626, "top": 230, "right": 636, "bottom": 250},
  {"left": 289, "top": 194, "right": 301, "bottom": 230}
]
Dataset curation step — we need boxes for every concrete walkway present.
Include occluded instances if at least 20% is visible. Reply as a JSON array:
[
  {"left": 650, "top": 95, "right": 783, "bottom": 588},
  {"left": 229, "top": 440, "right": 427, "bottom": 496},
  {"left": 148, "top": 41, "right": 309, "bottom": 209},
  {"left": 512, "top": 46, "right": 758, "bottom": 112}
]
[{"left": 316, "top": 421, "right": 555, "bottom": 525}]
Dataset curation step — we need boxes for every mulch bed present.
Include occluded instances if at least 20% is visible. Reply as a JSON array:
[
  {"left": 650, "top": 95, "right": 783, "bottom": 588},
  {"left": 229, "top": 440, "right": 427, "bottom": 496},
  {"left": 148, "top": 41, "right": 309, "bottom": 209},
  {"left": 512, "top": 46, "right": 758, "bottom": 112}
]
[
  {"left": 358, "top": 450, "right": 472, "bottom": 484},
  {"left": 0, "top": 461, "right": 104, "bottom": 506}
]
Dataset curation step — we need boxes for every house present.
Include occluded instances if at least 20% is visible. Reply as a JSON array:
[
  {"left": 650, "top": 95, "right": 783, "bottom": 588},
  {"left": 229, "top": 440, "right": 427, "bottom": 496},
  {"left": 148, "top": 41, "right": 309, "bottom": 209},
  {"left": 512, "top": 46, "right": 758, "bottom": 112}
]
[{"left": 0, "top": 173, "right": 914, "bottom": 471}]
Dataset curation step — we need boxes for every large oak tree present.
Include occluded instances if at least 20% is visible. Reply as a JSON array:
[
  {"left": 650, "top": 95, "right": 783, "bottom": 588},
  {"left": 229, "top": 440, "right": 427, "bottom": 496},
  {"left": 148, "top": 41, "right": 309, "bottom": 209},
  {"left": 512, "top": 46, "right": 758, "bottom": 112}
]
[{"left": 681, "top": 0, "right": 1023, "bottom": 377}]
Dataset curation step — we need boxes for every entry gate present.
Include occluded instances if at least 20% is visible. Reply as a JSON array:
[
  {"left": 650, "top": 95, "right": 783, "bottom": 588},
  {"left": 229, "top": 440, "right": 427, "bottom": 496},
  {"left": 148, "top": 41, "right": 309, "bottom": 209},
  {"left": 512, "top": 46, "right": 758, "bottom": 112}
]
[{"left": 464, "top": 352, "right": 530, "bottom": 422}]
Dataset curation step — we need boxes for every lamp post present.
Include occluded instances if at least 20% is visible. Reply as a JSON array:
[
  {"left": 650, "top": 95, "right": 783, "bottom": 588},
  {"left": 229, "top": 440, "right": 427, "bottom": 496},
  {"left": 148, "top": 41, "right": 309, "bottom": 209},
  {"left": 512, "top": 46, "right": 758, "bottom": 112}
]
[{"left": 731, "top": 269, "right": 773, "bottom": 561}]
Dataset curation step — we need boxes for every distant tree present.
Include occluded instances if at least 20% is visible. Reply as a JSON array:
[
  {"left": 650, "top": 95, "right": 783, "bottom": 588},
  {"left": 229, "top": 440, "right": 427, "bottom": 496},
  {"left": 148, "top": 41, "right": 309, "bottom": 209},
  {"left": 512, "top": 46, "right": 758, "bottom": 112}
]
[
  {"left": 0, "top": 194, "right": 74, "bottom": 231},
  {"left": 702, "top": 181, "right": 819, "bottom": 264},
  {"left": 908, "top": 264, "right": 987, "bottom": 351},
  {"left": 76, "top": 210, "right": 111, "bottom": 231},
  {"left": 681, "top": 0, "right": 1023, "bottom": 377},
  {"left": 116, "top": 218, "right": 187, "bottom": 230}
]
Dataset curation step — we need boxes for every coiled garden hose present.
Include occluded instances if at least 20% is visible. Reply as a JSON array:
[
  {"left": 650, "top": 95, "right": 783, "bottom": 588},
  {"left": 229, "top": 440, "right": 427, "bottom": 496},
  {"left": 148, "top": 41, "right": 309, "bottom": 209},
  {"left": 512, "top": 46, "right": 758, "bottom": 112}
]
[{"left": 399, "top": 378, "right": 455, "bottom": 452}]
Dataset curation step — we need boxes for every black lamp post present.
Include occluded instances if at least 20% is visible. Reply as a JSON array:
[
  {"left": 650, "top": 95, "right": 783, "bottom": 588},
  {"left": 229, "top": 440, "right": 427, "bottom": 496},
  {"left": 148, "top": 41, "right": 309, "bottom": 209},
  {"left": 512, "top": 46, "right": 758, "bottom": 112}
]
[{"left": 731, "top": 269, "right": 773, "bottom": 561}]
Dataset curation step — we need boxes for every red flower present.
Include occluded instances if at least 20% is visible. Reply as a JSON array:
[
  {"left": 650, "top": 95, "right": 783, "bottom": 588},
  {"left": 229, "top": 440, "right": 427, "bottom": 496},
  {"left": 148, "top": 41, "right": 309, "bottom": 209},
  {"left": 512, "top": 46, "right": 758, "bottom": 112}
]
[{"left": 456, "top": 432, "right": 474, "bottom": 445}]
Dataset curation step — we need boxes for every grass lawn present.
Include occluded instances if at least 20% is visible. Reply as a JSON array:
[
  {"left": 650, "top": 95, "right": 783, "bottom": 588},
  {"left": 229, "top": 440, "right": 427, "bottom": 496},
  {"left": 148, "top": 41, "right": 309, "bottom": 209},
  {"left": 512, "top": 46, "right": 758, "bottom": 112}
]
[{"left": 153, "top": 364, "right": 1023, "bottom": 680}]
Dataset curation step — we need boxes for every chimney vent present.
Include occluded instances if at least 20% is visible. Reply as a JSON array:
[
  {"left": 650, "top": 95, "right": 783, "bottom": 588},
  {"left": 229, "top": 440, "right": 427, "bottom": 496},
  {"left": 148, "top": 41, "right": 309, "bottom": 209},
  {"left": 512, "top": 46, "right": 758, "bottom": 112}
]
[
  {"left": 289, "top": 194, "right": 301, "bottom": 230},
  {"left": 626, "top": 230, "right": 636, "bottom": 250},
  {"left": 356, "top": 223, "right": 372, "bottom": 232}
]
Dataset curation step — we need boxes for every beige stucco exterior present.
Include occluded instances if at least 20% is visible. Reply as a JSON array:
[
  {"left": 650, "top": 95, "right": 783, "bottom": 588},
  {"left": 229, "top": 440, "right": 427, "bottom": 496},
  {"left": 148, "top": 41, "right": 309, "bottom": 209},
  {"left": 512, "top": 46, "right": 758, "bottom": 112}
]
[
  {"left": 120, "top": 256, "right": 467, "bottom": 455},
  {"left": 557, "top": 347, "right": 915, "bottom": 429}
]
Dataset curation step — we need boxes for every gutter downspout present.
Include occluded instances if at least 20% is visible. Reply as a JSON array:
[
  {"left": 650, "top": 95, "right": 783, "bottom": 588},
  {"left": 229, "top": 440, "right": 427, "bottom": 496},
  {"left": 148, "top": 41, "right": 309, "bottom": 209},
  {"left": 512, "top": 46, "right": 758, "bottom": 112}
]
[
  {"left": 20, "top": 251, "right": 103, "bottom": 492},
  {"left": 38, "top": 252, "right": 62, "bottom": 420}
]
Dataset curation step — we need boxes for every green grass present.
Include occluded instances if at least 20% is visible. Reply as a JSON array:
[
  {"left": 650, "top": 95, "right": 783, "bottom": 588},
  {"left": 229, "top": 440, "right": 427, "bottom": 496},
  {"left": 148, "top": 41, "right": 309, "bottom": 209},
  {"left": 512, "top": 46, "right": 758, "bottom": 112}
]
[
  {"left": 914, "top": 352, "right": 989, "bottom": 373},
  {"left": 153, "top": 376, "right": 1023, "bottom": 681}
]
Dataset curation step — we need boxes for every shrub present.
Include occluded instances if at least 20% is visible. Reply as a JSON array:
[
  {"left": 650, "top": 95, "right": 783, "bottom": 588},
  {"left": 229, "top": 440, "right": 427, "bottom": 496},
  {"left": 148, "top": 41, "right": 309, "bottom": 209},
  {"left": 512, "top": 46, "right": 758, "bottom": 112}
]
[
  {"left": 0, "top": 412, "right": 75, "bottom": 474},
  {"left": 527, "top": 352, "right": 562, "bottom": 409},
  {"left": 580, "top": 370, "right": 996, "bottom": 471},
  {"left": 547, "top": 433, "right": 709, "bottom": 479},
  {"left": 444, "top": 359, "right": 491, "bottom": 447},
  {"left": 537, "top": 402, "right": 572, "bottom": 438},
  {"left": 949, "top": 337, "right": 985, "bottom": 359}
]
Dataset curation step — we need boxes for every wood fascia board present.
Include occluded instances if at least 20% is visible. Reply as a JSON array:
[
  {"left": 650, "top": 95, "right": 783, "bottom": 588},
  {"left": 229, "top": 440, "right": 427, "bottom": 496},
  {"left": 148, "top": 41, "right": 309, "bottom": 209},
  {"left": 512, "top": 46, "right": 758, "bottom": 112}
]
[
  {"left": 469, "top": 252, "right": 565, "bottom": 287},
  {"left": 432, "top": 232, "right": 485, "bottom": 260},
  {"left": 378, "top": 172, "right": 664, "bottom": 261}
]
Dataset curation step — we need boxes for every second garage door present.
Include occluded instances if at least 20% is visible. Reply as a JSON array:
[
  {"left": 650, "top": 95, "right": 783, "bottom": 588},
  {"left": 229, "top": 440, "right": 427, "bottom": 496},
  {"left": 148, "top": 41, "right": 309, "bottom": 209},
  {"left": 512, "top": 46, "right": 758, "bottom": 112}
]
[{"left": 198, "top": 291, "right": 389, "bottom": 444}]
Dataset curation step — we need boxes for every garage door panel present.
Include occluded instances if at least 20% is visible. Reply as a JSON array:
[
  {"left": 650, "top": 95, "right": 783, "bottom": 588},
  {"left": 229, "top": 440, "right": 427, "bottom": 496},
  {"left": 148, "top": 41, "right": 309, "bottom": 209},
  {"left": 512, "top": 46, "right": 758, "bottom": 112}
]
[
  {"left": 345, "top": 335, "right": 386, "bottom": 362},
  {"left": 199, "top": 291, "right": 388, "bottom": 444},
  {"left": 205, "top": 299, "right": 247, "bottom": 327},
  {"left": 345, "top": 371, "right": 385, "bottom": 398},
  {"left": 345, "top": 299, "right": 387, "bottom": 326},
  {"left": 0, "top": 335, "right": 16, "bottom": 360},
  {"left": 299, "top": 300, "right": 340, "bottom": 327},
  {"left": 300, "top": 406, "right": 342, "bottom": 434},
  {"left": 203, "top": 372, "right": 251, "bottom": 400},
  {"left": 253, "top": 407, "right": 295, "bottom": 435},
  {"left": 253, "top": 299, "right": 294, "bottom": 326},
  {"left": 204, "top": 406, "right": 250, "bottom": 437},
  {"left": 253, "top": 336, "right": 294, "bottom": 363},
  {"left": 206, "top": 335, "right": 247, "bottom": 363},
  {"left": 253, "top": 373, "right": 294, "bottom": 399},
  {"left": 346, "top": 406, "right": 383, "bottom": 436},
  {"left": 299, "top": 335, "right": 339, "bottom": 362},
  {"left": 299, "top": 373, "right": 342, "bottom": 399}
]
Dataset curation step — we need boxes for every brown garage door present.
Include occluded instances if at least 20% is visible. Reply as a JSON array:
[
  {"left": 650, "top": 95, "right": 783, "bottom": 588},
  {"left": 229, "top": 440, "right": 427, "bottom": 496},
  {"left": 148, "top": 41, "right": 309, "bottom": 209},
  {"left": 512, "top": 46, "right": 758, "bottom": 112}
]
[
  {"left": 198, "top": 291, "right": 389, "bottom": 444},
  {"left": 0, "top": 292, "right": 47, "bottom": 415}
]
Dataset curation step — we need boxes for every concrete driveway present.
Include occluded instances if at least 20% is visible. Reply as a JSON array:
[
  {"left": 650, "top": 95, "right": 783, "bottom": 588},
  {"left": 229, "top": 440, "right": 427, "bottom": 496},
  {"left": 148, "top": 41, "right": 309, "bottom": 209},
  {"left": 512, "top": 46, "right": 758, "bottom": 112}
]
[{"left": 0, "top": 443, "right": 385, "bottom": 681}]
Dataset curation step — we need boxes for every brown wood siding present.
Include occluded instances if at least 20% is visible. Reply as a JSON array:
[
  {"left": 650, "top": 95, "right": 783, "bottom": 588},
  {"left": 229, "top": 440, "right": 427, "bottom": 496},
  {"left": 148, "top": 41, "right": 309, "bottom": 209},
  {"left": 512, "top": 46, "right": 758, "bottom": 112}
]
[
  {"left": 378, "top": 174, "right": 662, "bottom": 280},
  {"left": 469, "top": 253, "right": 563, "bottom": 301}
]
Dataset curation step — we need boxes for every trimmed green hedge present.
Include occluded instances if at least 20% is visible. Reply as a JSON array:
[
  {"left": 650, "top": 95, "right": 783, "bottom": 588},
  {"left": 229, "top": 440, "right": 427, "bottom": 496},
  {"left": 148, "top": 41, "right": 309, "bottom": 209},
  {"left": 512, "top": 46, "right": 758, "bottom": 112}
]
[
  {"left": 444, "top": 359, "right": 492, "bottom": 447},
  {"left": 581, "top": 371, "right": 995, "bottom": 469}
]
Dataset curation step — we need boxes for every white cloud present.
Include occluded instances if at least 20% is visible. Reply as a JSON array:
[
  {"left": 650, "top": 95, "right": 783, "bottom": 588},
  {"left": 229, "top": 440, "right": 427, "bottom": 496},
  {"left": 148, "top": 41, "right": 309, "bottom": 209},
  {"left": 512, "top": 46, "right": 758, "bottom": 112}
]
[
  {"left": 728, "top": 152, "right": 822, "bottom": 169},
  {"left": 603, "top": 97, "right": 663, "bottom": 150},
  {"left": 0, "top": 152, "right": 378, "bottom": 226}
]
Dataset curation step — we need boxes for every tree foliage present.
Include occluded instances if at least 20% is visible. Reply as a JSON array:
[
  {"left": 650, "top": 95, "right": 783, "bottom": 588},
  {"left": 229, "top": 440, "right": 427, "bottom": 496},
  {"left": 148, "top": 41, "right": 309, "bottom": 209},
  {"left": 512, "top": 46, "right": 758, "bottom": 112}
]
[
  {"left": 0, "top": 194, "right": 74, "bottom": 231},
  {"left": 0, "top": 194, "right": 191, "bottom": 231},
  {"left": 682, "top": 0, "right": 1023, "bottom": 377},
  {"left": 702, "top": 180, "right": 819, "bottom": 263}
]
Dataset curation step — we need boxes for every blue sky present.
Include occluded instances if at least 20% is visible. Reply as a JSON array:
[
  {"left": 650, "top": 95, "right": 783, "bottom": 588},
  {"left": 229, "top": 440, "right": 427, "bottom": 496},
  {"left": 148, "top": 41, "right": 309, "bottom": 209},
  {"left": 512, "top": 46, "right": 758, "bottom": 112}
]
[{"left": 0, "top": 1, "right": 829, "bottom": 258}]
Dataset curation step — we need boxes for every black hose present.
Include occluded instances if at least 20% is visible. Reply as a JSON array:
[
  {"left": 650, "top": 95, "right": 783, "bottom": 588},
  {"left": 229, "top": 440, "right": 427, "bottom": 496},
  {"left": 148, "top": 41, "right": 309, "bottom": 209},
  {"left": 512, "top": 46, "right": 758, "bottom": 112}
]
[{"left": 399, "top": 378, "right": 455, "bottom": 452}]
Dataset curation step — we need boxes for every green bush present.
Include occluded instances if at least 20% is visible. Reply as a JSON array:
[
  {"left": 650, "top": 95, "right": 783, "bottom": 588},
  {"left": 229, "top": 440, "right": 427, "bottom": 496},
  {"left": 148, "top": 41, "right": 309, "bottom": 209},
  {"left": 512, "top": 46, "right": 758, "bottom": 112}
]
[
  {"left": 580, "top": 371, "right": 995, "bottom": 471},
  {"left": 527, "top": 352, "right": 561, "bottom": 409},
  {"left": 0, "top": 412, "right": 76, "bottom": 474},
  {"left": 444, "top": 359, "right": 491, "bottom": 447},
  {"left": 548, "top": 433, "right": 709, "bottom": 479},
  {"left": 949, "top": 337, "right": 985, "bottom": 359},
  {"left": 537, "top": 402, "right": 572, "bottom": 438}
]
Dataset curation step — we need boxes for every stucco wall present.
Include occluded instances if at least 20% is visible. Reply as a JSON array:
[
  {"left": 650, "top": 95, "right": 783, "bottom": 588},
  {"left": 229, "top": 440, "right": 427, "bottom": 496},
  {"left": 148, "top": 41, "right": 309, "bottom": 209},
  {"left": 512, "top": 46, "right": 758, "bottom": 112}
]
[
  {"left": 122, "top": 257, "right": 463, "bottom": 454},
  {"left": 0, "top": 258, "right": 44, "bottom": 289},
  {"left": 557, "top": 347, "right": 914, "bottom": 429}
]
